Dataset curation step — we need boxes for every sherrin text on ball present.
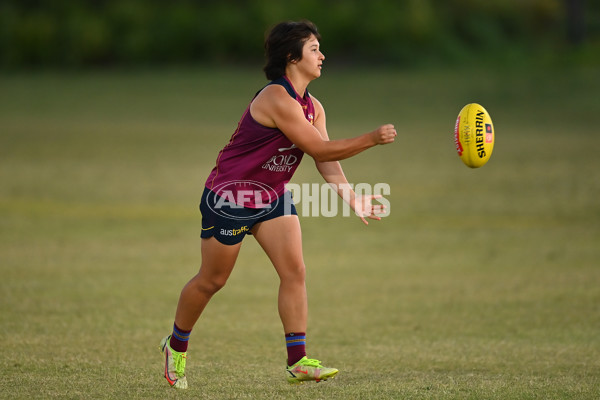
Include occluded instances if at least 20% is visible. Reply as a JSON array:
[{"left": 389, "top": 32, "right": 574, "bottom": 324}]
[{"left": 454, "top": 103, "right": 494, "bottom": 168}]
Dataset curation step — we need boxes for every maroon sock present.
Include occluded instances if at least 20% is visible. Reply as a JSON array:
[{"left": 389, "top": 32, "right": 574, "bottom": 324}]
[
  {"left": 285, "top": 332, "right": 306, "bottom": 366},
  {"left": 169, "top": 323, "right": 191, "bottom": 353}
]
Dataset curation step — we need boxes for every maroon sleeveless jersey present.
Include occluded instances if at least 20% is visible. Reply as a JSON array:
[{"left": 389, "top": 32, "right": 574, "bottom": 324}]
[{"left": 205, "top": 76, "right": 314, "bottom": 208}]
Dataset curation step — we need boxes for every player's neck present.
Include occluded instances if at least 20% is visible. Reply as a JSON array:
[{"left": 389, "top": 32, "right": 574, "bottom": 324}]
[{"left": 284, "top": 72, "right": 311, "bottom": 97}]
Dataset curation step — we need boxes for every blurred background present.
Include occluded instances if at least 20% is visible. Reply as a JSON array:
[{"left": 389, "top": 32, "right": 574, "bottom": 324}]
[
  {"left": 1, "top": 1, "right": 599, "bottom": 398},
  {"left": 1, "top": 0, "right": 598, "bottom": 69}
]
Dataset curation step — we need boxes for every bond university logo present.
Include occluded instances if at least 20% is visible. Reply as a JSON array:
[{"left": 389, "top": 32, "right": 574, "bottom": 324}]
[{"left": 262, "top": 145, "right": 300, "bottom": 172}]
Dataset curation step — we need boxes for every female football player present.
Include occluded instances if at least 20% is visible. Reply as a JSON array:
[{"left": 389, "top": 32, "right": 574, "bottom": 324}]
[{"left": 160, "top": 20, "right": 396, "bottom": 389}]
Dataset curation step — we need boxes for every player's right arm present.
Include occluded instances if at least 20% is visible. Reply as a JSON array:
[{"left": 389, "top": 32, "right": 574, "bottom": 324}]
[{"left": 250, "top": 85, "right": 396, "bottom": 163}]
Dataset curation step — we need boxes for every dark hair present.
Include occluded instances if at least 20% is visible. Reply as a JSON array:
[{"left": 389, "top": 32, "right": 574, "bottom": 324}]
[{"left": 263, "top": 20, "right": 321, "bottom": 80}]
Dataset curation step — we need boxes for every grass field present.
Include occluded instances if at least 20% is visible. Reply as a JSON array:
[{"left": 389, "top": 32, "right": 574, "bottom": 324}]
[{"left": 1, "top": 65, "right": 599, "bottom": 399}]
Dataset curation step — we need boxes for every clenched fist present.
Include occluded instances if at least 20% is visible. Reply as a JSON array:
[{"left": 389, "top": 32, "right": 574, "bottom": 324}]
[{"left": 370, "top": 124, "right": 397, "bottom": 145}]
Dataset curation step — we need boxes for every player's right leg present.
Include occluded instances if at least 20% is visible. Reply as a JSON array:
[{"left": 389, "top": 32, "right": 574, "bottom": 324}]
[
  {"left": 174, "top": 237, "right": 242, "bottom": 329},
  {"left": 161, "top": 236, "right": 242, "bottom": 389}
]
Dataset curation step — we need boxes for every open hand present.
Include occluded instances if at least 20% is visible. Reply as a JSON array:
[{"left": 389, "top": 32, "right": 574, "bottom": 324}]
[{"left": 352, "top": 194, "right": 387, "bottom": 225}]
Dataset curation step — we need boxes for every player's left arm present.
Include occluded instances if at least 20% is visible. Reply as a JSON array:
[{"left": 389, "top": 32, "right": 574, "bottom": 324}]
[{"left": 311, "top": 97, "right": 387, "bottom": 225}]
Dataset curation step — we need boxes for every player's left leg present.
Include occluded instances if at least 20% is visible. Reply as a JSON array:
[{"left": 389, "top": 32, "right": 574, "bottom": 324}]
[
  {"left": 251, "top": 215, "right": 338, "bottom": 383},
  {"left": 252, "top": 215, "right": 307, "bottom": 335}
]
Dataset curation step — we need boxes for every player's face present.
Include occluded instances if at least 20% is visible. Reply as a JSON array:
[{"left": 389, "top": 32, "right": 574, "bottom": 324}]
[{"left": 297, "top": 35, "right": 325, "bottom": 79}]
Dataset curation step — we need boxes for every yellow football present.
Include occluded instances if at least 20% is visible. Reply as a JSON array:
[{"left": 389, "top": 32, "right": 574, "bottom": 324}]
[{"left": 454, "top": 103, "right": 495, "bottom": 168}]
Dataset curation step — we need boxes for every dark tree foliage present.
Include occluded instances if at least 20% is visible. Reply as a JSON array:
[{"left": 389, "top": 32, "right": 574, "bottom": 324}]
[{"left": 0, "top": 0, "right": 597, "bottom": 68}]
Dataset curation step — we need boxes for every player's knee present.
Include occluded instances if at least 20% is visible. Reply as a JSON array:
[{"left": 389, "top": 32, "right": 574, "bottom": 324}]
[
  {"left": 280, "top": 262, "right": 306, "bottom": 284},
  {"left": 195, "top": 274, "right": 228, "bottom": 295}
]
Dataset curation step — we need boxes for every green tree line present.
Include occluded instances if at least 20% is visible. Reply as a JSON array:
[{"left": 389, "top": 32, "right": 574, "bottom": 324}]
[{"left": 1, "top": 0, "right": 598, "bottom": 68}]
